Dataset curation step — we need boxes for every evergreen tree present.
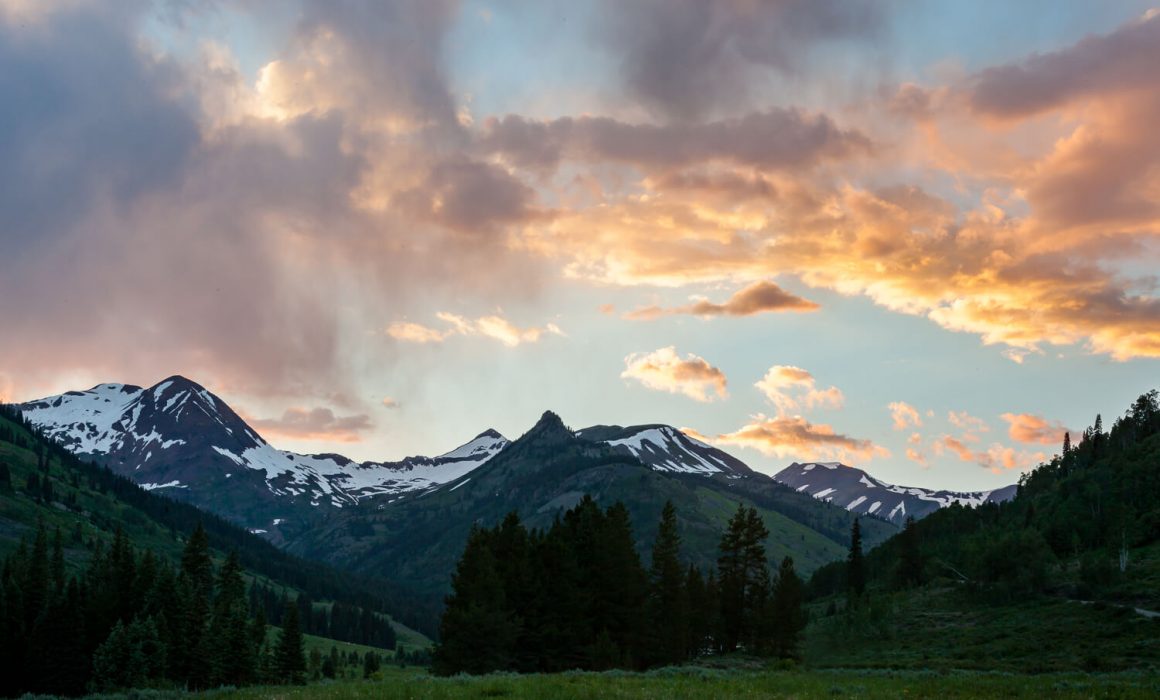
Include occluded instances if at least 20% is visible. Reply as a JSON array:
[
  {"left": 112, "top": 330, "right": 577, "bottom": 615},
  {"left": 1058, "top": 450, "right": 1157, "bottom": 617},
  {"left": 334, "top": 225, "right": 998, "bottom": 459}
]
[
  {"left": 178, "top": 523, "right": 215, "bottom": 687},
  {"left": 717, "top": 505, "right": 769, "bottom": 651},
  {"left": 894, "top": 516, "right": 923, "bottom": 589},
  {"left": 646, "top": 501, "right": 689, "bottom": 666},
  {"left": 847, "top": 517, "right": 866, "bottom": 602},
  {"left": 209, "top": 552, "right": 256, "bottom": 686},
  {"left": 362, "top": 650, "right": 381, "bottom": 678},
  {"left": 769, "top": 557, "right": 806, "bottom": 660},
  {"left": 0, "top": 461, "right": 11, "bottom": 493},
  {"left": 432, "top": 527, "right": 517, "bottom": 675},
  {"left": 274, "top": 601, "right": 307, "bottom": 684}
]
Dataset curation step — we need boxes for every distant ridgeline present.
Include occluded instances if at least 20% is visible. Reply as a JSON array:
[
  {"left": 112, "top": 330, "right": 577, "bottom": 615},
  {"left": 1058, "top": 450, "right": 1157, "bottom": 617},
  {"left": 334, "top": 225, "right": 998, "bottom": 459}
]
[
  {"left": 0, "top": 404, "right": 411, "bottom": 697},
  {"left": 434, "top": 497, "right": 808, "bottom": 675},
  {"left": 808, "top": 390, "right": 1160, "bottom": 603}
]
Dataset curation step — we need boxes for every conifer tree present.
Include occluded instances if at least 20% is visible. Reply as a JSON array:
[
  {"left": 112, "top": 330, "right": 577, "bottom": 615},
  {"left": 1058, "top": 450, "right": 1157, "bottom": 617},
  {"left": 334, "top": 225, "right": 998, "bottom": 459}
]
[
  {"left": 0, "top": 461, "right": 11, "bottom": 493},
  {"left": 769, "top": 557, "right": 806, "bottom": 659},
  {"left": 646, "top": 501, "right": 689, "bottom": 666},
  {"left": 274, "top": 601, "right": 307, "bottom": 684},
  {"left": 178, "top": 524, "right": 214, "bottom": 687},
  {"left": 209, "top": 552, "right": 256, "bottom": 686},
  {"left": 847, "top": 517, "right": 865, "bottom": 602},
  {"left": 432, "top": 527, "right": 517, "bottom": 675},
  {"left": 894, "top": 516, "right": 923, "bottom": 589},
  {"left": 717, "top": 505, "right": 769, "bottom": 651}
]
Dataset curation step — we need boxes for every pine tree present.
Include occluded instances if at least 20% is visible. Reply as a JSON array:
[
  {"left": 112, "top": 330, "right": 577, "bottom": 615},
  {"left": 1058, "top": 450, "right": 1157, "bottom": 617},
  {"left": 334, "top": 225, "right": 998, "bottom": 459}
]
[
  {"left": 717, "top": 505, "right": 769, "bottom": 651},
  {"left": 432, "top": 527, "right": 517, "bottom": 675},
  {"left": 274, "top": 601, "right": 307, "bottom": 684},
  {"left": 646, "top": 501, "right": 689, "bottom": 667},
  {"left": 894, "top": 516, "right": 923, "bottom": 589},
  {"left": 769, "top": 557, "right": 806, "bottom": 659},
  {"left": 847, "top": 517, "right": 865, "bottom": 603},
  {"left": 0, "top": 461, "right": 11, "bottom": 493},
  {"left": 209, "top": 552, "right": 256, "bottom": 686},
  {"left": 177, "top": 524, "right": 214, "bottom": 687}
]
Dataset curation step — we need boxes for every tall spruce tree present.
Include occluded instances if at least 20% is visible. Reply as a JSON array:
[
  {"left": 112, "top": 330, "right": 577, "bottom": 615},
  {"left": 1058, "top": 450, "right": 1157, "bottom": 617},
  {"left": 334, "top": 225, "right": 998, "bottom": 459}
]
[
  {"left": 769, "top": 557, "right": 806, "bottom": 660},
  {"left": 847, "top": 517, "right": 866, "bottom": 602},
  {"left": 432, "top": 527, "right": 517, "bottom": 675},
  {"left": 894, "top": 516, "right": 923, "bottom": 589},
  {"left": 274, "top": 601, "right": 307, "bottom": 684},
  {"left": 646, "top": 501, "right": 689, "bottom": 667},
  {"left": 717, "top": 505, "right": 769, "bottom": 651},
  {"left": 178, "top": 523, "right": 215, "bottom": 687},
  {"left": 209, "top": 552, "right": 256, "bottom": 686}
]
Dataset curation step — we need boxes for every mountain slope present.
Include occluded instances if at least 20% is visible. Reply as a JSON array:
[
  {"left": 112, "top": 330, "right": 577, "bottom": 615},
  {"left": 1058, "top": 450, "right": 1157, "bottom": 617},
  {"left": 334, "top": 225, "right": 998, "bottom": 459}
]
[
  {"left": 773, "top": 461, "right": 1018, "bottom": 524},
  {"left": 18, "top": 377, "right": 508, "bottom": 537},
  {"left": 288, "top": 412, "right": 895, "bottom": 616},
  {"left": 0, "top": 402, "right": 434, "bottom": 640},
  {"left": 578, "top": 423, "right": 754, "bottom": 475}
]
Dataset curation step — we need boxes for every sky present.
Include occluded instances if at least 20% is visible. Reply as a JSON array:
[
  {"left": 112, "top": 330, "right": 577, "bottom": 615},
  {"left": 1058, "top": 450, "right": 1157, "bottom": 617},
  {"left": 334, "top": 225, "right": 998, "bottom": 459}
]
[{"left": 2, "top": 0, "right": 1159, "bottom": 491}]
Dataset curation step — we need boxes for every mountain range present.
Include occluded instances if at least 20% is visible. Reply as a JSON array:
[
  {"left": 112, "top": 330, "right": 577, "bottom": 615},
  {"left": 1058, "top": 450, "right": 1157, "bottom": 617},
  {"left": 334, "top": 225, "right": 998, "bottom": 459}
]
[
  {"left": 773, "top": 462, "right": 1019, "bottom": 523},
  {"left": 13, "top": 375, "right": 1016, "bottom": 618}
]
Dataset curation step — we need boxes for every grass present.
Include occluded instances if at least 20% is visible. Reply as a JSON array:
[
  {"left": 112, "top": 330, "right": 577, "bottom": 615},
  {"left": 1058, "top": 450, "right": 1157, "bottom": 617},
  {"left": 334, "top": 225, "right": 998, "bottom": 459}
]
[
  {"left": 804, "top": 585, "right": 1160, "bottom": 672},
  {"left": 79, "top": 666, "right": 1160, "bottom": 699}
]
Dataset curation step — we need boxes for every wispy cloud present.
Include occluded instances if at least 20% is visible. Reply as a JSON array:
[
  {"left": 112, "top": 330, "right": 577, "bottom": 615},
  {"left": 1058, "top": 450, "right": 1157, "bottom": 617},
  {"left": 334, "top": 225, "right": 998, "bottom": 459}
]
[
  {"left": 1001, "top": 412, "right": 1074, "bottom": 446},
  {"left": 621, "top": 346, "right": 728, "bottom": 402},
  {"left": 888, "top": 401, "right": 922, "bottom": 430},
  {"left": 387, "top": 313, "right": 564, "bottom": 347},
  {"left": 247, "top": 407, "right": 373, "bottom": 443},
  {"left": 713, "top": 414, "right": 888, "bottom": 464},
  {"left": 755, "top": 365, "right": 843, "bottom": 415},
  {"left": 624, "top": 280, "right": 818, "bottom": 320}
]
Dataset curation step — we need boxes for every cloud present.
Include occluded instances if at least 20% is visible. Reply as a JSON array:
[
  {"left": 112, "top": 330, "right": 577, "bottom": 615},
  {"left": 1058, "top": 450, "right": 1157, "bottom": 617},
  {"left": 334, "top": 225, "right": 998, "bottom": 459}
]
[
  {"left": 387, "top": 313, "right": 564, "bottom": 348},
  {"left": 948, "top": 411, "right": 990, "bottom": 438},
  {"left": 713, "top": 414, "right": 888, "bottom": 463},
  {"left": 621, "top": 346, "right": 728, "bottom": 402},
  {"left": 593, "top": 0, "right": 887, "bottom": 120},
  {"left": 247, "top": 406, "right": 373, "bottom": 443},
  {"left": 888, "top": 401, "right": 922, "bottom": 430},
  {"left": 935, "top": 435, "right": 1045, "bottom": 474},
  {"left": 1001, "top": 412, "right": 1073, "bottom": 446},
  {"left": 381, "top": 397, "right": 400, "bottom": 409},
  {"left": 754, "top": 365, "right": 843, "bottom": 415},
  {"left": 624, "top": 280, "right": 818, "bottom": 320},
  {"left": 967, "top": 10, "right": 1160, "bottom": 120},
  {"left": 394, "top": 157, "right": 541, "bottom": 234},
  {"left": 480, "top": 110, "right": 871, "bottom": 173}
]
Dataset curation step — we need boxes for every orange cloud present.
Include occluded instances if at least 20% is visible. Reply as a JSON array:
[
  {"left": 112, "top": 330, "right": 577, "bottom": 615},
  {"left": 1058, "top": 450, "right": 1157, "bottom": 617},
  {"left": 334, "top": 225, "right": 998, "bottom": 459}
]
[
  {"left": 755, "top": 365, "right": 843, "bottom": 415},
  {"left": 387, "top": 313, "right": 564, "bottom": 348},
  {"left": 247, "top": 406, "right": 373, "bottom": 443},
  {"left": 948, "top": 411, "right": 990, "bottom": 438},
  {"left": 1000, "top": 412, "right": 1073, "bottom": 446},
  {"left": 935, "top": 435, "right": 1045, "bottom": 474},
  {"left": 621, "top": 346, "right": 728, "bottom": 402},
  {"left": 888, "top": 401, "right": 922, "bottom": 430},
  {"left": 713, "top": 414, "right": 888, "bottom": 463},
  {"left": 624, "top": 280, "right": 818, "bottom": 320}
]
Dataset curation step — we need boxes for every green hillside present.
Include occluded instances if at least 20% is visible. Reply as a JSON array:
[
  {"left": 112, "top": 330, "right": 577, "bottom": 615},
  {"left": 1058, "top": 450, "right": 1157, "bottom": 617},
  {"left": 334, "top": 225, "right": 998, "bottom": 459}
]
[
  {"left": 0, "top": 405, "right": 430, "bottom": 696},
  {"left": 289, "top": 412, "right": 894, "bottom": 632},
  {"left": 802, "top": 389, "right": 1160, "bottom": 671}
]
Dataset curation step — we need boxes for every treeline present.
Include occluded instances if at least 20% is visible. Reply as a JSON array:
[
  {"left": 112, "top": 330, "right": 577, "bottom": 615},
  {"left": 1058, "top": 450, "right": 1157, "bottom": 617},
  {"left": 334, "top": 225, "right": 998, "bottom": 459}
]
[
  {"left": 433, "top": 498, "right": 806, "bottom": 675},
  {"left": 0, "top": 403, "right": 434, "bottom": 638},
  {"left": 0, "top": 523, "right": 308, "bottom": 696},
  {"left": 249, "top": 583, "right": 396, "bottom": 649},
  {"left": 809, "top": 389, "right": 1160, "bottom": 602}
]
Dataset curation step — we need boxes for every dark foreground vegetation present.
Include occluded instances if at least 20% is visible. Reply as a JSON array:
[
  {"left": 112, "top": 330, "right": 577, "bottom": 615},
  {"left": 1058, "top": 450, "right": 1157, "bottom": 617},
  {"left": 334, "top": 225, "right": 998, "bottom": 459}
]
[{"left": 0, "top": 406, "right": 416, "bottom": 697}]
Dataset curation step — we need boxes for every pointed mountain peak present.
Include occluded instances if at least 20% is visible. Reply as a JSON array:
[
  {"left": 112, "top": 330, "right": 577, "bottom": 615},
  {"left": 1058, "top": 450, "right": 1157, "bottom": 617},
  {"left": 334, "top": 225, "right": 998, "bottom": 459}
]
[
  {"left": 151, "top": 375, "right": 206, "bottom": 394},
  {"left": 514, "top": 410, "right": 573, "bottom": 446},
  {"left": 474, "top": 428, "right": 506, "bottom": 441}
]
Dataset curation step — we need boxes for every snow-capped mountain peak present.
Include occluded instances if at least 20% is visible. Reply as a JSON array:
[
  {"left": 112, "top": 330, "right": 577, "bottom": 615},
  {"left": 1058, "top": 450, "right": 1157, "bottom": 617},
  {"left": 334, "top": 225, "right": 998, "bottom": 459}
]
[
  {"left": 773, "top": 461, "right": 1017, "bottom": 524},
  {"left": 577, "top": 423, "right": 754, "bottom": 476}
]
